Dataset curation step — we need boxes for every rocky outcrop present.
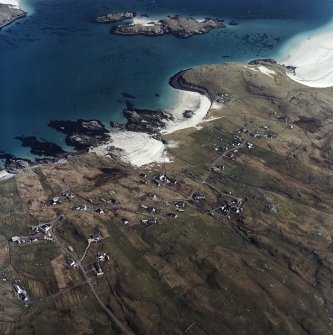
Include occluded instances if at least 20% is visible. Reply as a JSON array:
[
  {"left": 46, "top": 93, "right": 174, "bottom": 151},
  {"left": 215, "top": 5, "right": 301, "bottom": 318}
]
[
  {"left": 0, "top": 4, "right": 26, "bottom": 29},
  {"left": 123, "top": 107, "right": 173, "bottom": 137},
  {"left": 15, "top": 136, "right": 66, "bottom": 157},
  {"left": 160, "top": 16, "right": 225, "bottom": 38},
  {"left": 248, "top": 58, "right": 277, "bottom": 66},
  {"left": 111, "top": 15, "right": 225, "bottom": 38},
  {"left": 183, "top": 110, "right": 194, "bottom": 118},
  {"left": 96, "top": 12, "right": 136, "bottom": 23},
  {"left": 0, "top": 153, "right": 32, "bottom": 173},
  {"left": 112, "top": 22, "right": 166, "bottom": 36},
  {"left": 48, "top": 119, "right": 110, "bottom": 151}
]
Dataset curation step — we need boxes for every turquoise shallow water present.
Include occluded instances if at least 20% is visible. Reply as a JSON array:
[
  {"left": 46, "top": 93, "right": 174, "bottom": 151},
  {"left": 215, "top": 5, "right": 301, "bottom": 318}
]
[{"left": 1, "top": 0, "right": 333, "bottom": 159}]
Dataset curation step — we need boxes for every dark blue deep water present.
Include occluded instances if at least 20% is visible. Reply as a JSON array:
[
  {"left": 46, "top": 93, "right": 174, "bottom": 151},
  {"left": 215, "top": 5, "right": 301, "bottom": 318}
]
[{"left": 1, "top": 0, "right": 333, "bottom": 159}]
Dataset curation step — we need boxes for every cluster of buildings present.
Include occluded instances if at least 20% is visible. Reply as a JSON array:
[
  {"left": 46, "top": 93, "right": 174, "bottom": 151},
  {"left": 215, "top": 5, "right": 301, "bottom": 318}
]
[
  {"left": 50, "top": 191, "right": 75, "bottom": 205},
  {"left": 11, "top": 235, "right": 39, "bottom": 245},
  {"left": 96, "top": 252, "right": 109, "bottom": 262},
  {"left": 174, "top": 201, "right": 186, "bottom": 211},
  {"left": 11, "top": 223, "right": 54, "bottom": 245},
  {"left": 89, "top": 232, "right": 102, "bottom": 243},
  {"left": 220, "top": 199, "right": 243, "bottom": 217},
  {"left": 135, "top": 172, "right": 188, "bottom": 227},
  {"left": 141, "top": 204, "right": 157, "bottom": 214},
  {"left": 153, "top": 174, "right": 177, "bottom": 187},
  {"left": 141, "top": 217, "right": 159, "bottom": 227},
  {"left": 192, "top": 192, "right": 206, "bottom": 202},
  {"left": 75, "top": 204, "right": 87, "bottom": 211}
]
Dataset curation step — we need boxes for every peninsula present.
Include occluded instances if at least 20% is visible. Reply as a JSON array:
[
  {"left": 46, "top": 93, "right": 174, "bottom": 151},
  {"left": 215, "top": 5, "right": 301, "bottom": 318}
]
[
  {"left": 0, "top": 3, "right": 26, "bottom": 29},
  {"left": 110, "top": 15, "right": 225, "bottom": 38}
]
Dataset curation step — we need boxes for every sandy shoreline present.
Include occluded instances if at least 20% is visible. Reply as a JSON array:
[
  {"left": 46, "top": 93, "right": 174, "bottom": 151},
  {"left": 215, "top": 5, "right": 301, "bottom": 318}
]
[
  {"left": 91, "top": 88, "right": 212, "bottom": 167},
  {"left": 131, "top": 16, "right": 164, "bottom": 27},
  {"left": 162, "top": 90, "right": 211, "bottom": 135},
  {"left": 0, "top": 170, "right": 15, "bottom": 181},
  {"left": 279, "top": 21, "right": 333, "bottom": 88},
  {"left": 1, "top": 0, "right": 20, "bottom": 9},
  {"left": 91, "top": 131, "right": 170, "bottom": 167}
]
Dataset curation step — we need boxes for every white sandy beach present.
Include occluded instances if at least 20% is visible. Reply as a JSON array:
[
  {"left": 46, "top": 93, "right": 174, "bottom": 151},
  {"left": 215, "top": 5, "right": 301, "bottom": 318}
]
[
  {"left": 91, "top": 131, "right": 170, "bottom": 167},
  {"left": 162, "top": 90, "right": 211, "bottom": 135},
  {"left": 92, "top": 89, "right": 212, "bottom": 167},
  {"left": 131, "top": 16, "right": 163, "bottom": 27},
  {"left": 0, "top": 170, "right": 15, "bottom": 181},
  {"left": 1, "top": 0, "right": 30, "bottom": 13},
  {"left": 280, "top": 23, "right": 333, "bottom": 88},
  {"left": 1, "top": 0, "right": 19, "bottom": 8}
]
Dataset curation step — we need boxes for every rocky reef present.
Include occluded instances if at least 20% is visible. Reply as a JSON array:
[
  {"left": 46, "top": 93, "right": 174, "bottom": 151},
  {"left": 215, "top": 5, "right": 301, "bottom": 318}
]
[
  {"left": 48, "top": 119, "right": 110, "bottom": 151},
  {"left": 111, "top": 15, "right": 225, "bottom": 38},
  {"left": 0, "top": 3, "right": 26, "bottom": 29},
  {"left": 15, "top": 136, "right": 66, "bottom": 157},
  {"left": 96, "top": 12, "right": 136, "bottom": 23},
  {"left": 0, "top": 153, "right": 32, "bottom": 173},
  {"left": 123, "top": 105, "right": 173, "bottom": 138}
]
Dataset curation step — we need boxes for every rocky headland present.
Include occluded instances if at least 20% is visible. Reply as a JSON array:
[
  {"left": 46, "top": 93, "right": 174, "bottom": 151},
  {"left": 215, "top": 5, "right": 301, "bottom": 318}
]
[
  {"left": 0, "top": 3, "right": 26, "bottom": 29},
  {"left": 111, "top": 15, "right": 225, "bottom": 38},
  {"left": 169, "top": 69, "right": 213, "bottom": 99}
]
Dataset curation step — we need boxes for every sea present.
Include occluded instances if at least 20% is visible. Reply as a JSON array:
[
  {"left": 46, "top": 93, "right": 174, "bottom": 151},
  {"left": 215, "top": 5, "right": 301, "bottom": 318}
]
[{"left": 1, "top": 0, "right": 333, "bottom": 160}]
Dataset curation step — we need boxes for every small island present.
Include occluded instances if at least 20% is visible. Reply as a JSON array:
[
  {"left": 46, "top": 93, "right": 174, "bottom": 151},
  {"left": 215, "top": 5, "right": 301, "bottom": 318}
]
[
  {"left": 0, "top": 3, "right": 26, "bottom": 29},
  {"left": 95, "top": 11, "right": 136, "bottom": 23},
  {"left": 111, "top": 15, "right": 225, "bottom": 38}
]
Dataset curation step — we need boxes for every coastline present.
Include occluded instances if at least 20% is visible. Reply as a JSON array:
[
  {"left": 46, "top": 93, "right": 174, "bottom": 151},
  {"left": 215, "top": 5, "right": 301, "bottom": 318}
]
[
  {"left": 91, "top": 131, "right": 170, "bottom": 167},
  {"left": 1, "top": 0, "right": 30, "bottom": 12},
  {"left": 91, "top": 70, "right": 213, "bottom": 167},
  {"left": 162, "top": 90, "right": 211, "bottom": 135},
  {"left": 279, "top": 20, "right": 333, "bottom": 88},
  {"left": 1, "top": 0, "right": 19, "bottom": 8},
  {"left": 0, "top": 170, "right": 15, "bottom": 181},
  {"left": 2, "top": 4, "right": 332, "bottom": 171},
  {"left": 0, "top": 0, "right": 27, "bottom": 29}
]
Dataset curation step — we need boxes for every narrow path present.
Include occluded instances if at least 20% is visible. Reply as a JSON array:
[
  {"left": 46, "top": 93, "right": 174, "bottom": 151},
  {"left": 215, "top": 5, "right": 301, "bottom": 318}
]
[
  {"left": 51, "top": 226, "right": 134, "bottom": 335},
  {"left": 203, "top": 181, "right": 242, "bottom": 202},
  {"left": 76, "top": 262, "right": 135, "bottom": 335},
  {"left": 80, "top": 240, "right": 91, "bottom": 262}
]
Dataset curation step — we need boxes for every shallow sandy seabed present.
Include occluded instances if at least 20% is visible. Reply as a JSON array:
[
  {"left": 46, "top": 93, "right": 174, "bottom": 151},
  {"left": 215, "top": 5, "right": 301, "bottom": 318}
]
[{"left": 279, "top": 25, "right": 333, "bottom": 88}]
